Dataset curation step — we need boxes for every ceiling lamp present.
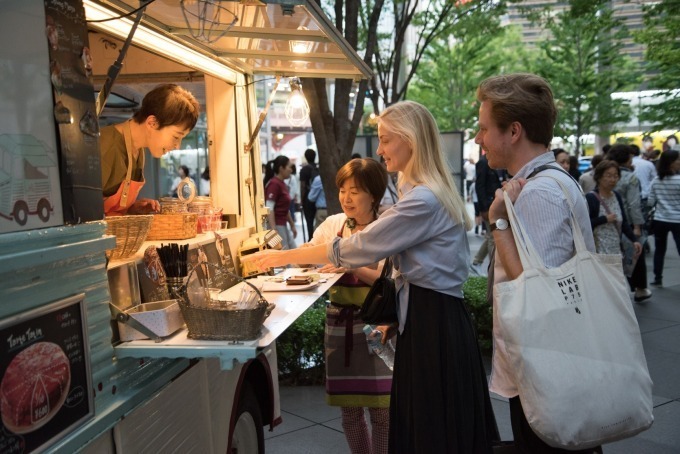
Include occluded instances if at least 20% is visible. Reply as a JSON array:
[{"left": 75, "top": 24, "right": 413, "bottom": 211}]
[
  {"left": 290, "top": 26, "right": 313, "bottom": 54},
  {"left": 180, "top": 0, "right": 238, "bottom": 43},
  {"left": 285, "top": 78, "right": 310, "bottom": 127}
]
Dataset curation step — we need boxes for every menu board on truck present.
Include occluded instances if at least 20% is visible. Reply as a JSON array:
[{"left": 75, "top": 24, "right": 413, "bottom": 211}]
[
  {"left": 44, "top": 0, "right": 104, "bottom": 224},
  {"left": 0, "top": 294, "right": 93, "bottom": 453}
]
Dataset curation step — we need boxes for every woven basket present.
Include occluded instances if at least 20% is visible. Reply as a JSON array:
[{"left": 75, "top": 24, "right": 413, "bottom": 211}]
[
  {"left": 105, "top": 215, "right": 154, "bottom": 260},
  {"left": 173, "top": 263, "right": 274, "bottom": 341},
  {"left": 147, "top": 213, "right": 197, "bottom": 240},
  {"left": 177, "top": 299, "right": 274, "bottom": 341}
]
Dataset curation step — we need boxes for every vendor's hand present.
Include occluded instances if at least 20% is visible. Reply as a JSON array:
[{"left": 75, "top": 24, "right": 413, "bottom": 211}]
[
  {"left": 606, "top": 213, "right": 618, "bottom": 223},
  {"left": 128, "top": 198, "right": 160, "bottom": 214},
  {"left": 489, "top": 178, "right": 526, "bottom": 224},
  {"left": 243, "top": 249, "right": 291, "bottom": 270}
]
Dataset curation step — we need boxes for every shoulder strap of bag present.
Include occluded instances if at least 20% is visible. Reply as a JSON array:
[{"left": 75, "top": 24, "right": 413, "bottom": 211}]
[
  {"left": 380, "top": 256, "right": 393, "bottom": 278},
  {"left": 590, "top": 191, "right": 612, "bottom": 215},
  {"left": 504, "top": 175, "right": 588, "bottom": 271}
]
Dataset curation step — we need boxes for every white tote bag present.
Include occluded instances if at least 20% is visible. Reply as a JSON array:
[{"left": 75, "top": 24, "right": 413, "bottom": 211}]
[{"left": 494, "top": 179, "right": 653, "bottom": 450}]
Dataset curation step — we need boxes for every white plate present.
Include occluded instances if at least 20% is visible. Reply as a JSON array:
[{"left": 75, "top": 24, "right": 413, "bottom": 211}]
[{"left": 260, "top": 281, "right": 320, "bottom": 292}]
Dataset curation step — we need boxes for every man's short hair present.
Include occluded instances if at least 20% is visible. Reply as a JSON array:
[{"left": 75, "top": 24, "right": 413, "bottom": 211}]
[
  {"left": 606, "top": 144, "right": 633, "bottom": 165},
  {"left": 476, "top": 73, "right": 557, "bottom": 148},
  {"left": 304, "top": 148, "right": 316, "bottom": 164}
]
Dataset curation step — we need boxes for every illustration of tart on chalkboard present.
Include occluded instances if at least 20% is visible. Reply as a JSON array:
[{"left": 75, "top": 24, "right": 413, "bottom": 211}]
[{"left": 0, "top": 342, "right": 71, "bottom": 434}]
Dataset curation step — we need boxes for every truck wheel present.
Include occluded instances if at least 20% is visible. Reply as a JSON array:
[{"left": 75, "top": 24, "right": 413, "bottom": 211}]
[
  {"left": 37, "top": 199, "right": 51, "bottom": 222},
  {"left": 231, "top": 382, "right": 264, "bottom": 454},
  {"left": 13, "top": 201, "right": 28, "bottom": 226}
]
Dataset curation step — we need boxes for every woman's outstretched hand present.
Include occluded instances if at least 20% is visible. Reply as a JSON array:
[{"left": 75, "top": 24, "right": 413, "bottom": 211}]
[{"left": 242, "top": 249, "right": 291, "bottom": 271}]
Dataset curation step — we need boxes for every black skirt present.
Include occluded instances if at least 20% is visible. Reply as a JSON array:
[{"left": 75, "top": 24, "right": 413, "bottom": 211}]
[{"left": 389, "top": 284, "right": 499, "bottom": 453}]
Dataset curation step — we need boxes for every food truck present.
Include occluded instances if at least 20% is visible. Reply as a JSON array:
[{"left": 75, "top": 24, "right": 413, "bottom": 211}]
[{"left": 0, "top": 0, "right": 370, "bottom": 452}]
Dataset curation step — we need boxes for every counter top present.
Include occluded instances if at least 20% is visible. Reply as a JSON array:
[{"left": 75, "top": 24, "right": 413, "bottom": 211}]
[{"left": 113, "top": 269, "right": 342, "bottom": 370}]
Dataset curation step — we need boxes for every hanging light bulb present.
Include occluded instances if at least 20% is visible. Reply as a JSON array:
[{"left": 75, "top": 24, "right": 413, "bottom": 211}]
[
  {"left": 285, "top": 78, "right": 310, "bottom": 127},
  {"left": 290, "top": 26, "right": 313, "bottom": 54}
]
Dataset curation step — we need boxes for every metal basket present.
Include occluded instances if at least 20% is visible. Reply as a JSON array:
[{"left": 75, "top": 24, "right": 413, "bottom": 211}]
[
  {"left": 105, "top": 215, "right": 154, "bottom": 260},
  {"left": 173, "top": 263, "right": 274, "bottom": 341}
]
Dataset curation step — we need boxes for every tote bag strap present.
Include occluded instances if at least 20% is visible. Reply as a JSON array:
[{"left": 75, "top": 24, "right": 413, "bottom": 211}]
[
  {"left": 503, "top": 174, "right": 588, "bottom": 271},
  {"left": 380, "top": 256, "right": 393, "bottom": 278}
]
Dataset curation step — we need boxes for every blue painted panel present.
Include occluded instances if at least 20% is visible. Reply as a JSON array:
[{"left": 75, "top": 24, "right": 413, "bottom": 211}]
[{"left": 0, "top": 223, "right": 188, "bottom": 452}]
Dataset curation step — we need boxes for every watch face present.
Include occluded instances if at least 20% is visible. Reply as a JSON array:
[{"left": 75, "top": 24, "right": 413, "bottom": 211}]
[{"left": 496, "top": 218, "right": 509, "bottom": 230}]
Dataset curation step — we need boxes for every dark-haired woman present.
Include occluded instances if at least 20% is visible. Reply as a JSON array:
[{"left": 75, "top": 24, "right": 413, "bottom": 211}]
[
  {"left": 585, "top": 161, "right": 641, "bottom": 270},
  {"left": 264, "top": 155, "right": 297, "bottom": 249},
  {"left": 101, "top": 84, "right": 200, "bottom": 215},
  {"left": 648, "top": 149, "right": 680, "bottom": 287},
  {"left": 306, "top": 158, "right": 391, "bottom": 454}
]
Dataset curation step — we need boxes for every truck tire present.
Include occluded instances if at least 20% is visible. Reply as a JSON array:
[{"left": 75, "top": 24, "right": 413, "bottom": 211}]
[
  {"left": 231, "top": 382, "right": 264, "bottom": 454},
  {"left": 37, "top": 199, "right": 51, "bottom": 222},
  {"left": 13, "top": 201, "right": 28, "bottom": 226}
]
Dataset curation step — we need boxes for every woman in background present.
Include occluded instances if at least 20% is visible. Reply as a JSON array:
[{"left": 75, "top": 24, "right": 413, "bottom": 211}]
[
  {"left": 552, "top": 148, "right": 570, "bottom": 172},
  {"left": 585, "top": 160, "right": 641, "bottom": 262},
  {"left": 264, "top": 155, "right": 297, "bottom": 249},
  {"left": 648, "top": 148, "right": 680, "bottom": 287}
]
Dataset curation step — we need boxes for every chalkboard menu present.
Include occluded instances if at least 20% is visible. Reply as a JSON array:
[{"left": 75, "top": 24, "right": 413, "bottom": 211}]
[
  {"left": 44, "top": 0, "right": 104, "bottom": 223},
  {"left": 0, "top": 294, "right": 93, "bottom": 453}
]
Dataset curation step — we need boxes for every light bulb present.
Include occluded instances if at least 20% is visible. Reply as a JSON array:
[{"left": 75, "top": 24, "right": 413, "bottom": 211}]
[{"left": 285, "top": 78, "right": 310, "bottom": 127}]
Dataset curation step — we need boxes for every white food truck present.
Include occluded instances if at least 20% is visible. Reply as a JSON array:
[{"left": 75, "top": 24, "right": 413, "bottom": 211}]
[{"left": 0, "top": 0, "right": 370, "bottom": 452}]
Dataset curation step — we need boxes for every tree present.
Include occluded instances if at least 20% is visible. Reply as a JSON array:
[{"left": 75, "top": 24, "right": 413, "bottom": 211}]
[
  {"left": 302, "top": 0, "right": 384, "bottom": 214},
  {"left": 408, "top": 24, "right": 534, "bottom": 133},
  {"left": 634, "top": 0, "right": 680, "bottom": 131},
  {"left": 526, "top": 0, "right": 640, "bottom": 156},
  {"left": 367, "top": 0, "right": 505, "bottom": 109}
]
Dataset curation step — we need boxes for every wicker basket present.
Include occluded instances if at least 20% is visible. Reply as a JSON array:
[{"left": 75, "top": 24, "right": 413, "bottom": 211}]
[
  {"left": 147, "top": 213, "right": 197, "bottom": 240},
  {"left": 105, "top": 215, "right": 154, "bottom": 260},
  {"left": 173, "top": 263, "right": 274, "bottom": 341},
  {"left": 177, "top": 299, "right": 274, "bottom": 341}
]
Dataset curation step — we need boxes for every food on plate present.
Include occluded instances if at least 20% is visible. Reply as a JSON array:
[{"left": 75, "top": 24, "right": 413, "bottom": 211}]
[{"left": 1, "top": 342, "right": 71, "bottom": 434}]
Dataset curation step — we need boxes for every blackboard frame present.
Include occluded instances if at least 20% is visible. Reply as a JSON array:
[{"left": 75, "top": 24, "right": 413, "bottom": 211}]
[{"left": 0, "top": 293, "right": 93, "bottom": 453}]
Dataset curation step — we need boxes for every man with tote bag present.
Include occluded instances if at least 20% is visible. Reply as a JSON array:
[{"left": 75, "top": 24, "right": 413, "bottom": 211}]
[{"left": 476, "top": 74, "right": 653, "bottom": 453}]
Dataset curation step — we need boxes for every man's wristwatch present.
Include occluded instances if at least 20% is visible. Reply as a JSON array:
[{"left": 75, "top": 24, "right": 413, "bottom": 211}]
[{"left": 490, "top": 218, "right": 510, "bottom": 232}]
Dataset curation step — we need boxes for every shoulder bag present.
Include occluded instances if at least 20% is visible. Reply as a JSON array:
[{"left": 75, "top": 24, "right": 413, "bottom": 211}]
[
  {"left": 494, "top": 177, "right": 653, "bottom": 450},
  {"left": 359, "top": 257, "right": 398, "bottom": 325}
]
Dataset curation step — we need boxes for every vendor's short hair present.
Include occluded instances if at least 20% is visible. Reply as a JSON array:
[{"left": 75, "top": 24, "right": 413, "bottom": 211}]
[{"left": 133, "top": 84, "right": 199, "bottom": 130}]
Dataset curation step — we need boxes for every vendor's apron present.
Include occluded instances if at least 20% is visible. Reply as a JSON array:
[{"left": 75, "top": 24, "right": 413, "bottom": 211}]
[
  {"left": 104, "top": 121, "right": 145, "bottom": 216},
  {"left": 325, "top": 224, "right": 392, "bottom": 408}
]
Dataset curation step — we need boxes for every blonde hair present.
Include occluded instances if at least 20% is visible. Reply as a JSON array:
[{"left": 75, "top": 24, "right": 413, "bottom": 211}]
[{"left": 379, "top": 101, "right": 472, "bottom": 230}]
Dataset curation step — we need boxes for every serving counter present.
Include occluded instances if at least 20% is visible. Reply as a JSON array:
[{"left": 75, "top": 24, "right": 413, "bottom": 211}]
[
  {"left": 113, "top": 267, "right": 341, "bottom": 370},
  {"left": 106, "top": 226, "right": 342, "bottom": 370}
]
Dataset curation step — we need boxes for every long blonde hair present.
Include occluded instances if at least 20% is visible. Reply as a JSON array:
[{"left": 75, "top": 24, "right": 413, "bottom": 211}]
[{"left": 379, "top": 101, "right": 472, "bottom": 230}]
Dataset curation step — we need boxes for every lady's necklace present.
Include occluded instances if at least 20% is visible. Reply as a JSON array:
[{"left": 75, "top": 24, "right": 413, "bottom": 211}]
[{"left": 345, "top": 217, "right": 373, "bottom": 230}]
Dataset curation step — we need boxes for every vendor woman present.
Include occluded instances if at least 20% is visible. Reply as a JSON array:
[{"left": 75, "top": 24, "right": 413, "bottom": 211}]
[{"left": 100, "top": 84, "right": 200, "bottom": 215}]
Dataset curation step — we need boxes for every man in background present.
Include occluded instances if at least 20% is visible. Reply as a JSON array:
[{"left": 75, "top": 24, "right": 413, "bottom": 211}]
[{"left": 299, "top": 148, "right": 319, "bottom": 239}]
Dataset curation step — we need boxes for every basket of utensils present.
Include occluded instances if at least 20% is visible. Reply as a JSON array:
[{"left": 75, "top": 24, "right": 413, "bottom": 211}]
[
  {"left": 162, "top": 255, "right": 274, "bottom": 341},
  {"left": 105, "top": 215, "right": 154, "bottom": 260}
]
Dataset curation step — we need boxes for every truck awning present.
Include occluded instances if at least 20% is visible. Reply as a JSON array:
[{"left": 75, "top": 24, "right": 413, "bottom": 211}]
[{"left": 84, "top": 0, "right": 372, "bottom": 81}]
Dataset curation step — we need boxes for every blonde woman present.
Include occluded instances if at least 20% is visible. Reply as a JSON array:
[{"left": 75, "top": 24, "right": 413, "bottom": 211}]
[{"left": 245, "top": 101, "right": 499, "bottom": 453}]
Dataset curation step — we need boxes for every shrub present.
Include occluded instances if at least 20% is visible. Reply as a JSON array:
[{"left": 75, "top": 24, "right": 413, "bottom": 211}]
[
  {"left": 463, "top": 276, "right": 493, "bottom": 355},
  {"left": 276, "top": 297, "right": 326, "bottom": 385}
]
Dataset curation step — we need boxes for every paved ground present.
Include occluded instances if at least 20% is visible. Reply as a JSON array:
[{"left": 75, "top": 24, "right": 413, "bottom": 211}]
[{"left": 266, "top": 208, "right": 680, "bottom": 453}]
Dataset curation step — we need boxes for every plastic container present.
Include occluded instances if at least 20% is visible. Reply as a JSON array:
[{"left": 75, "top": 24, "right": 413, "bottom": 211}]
[{"left": 363, "top": 325, "right": 395, "bottom": 370}]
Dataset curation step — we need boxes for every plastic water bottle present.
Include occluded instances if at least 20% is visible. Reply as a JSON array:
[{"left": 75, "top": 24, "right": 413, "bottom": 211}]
[{"left": 363, "top": 325, "right": 395, "bottom": 371}]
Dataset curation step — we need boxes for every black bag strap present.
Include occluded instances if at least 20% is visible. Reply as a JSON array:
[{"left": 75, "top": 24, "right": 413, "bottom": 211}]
[
  {"left": 380, "top": 257, "right": 393, "bottom": 278},
  {"left": 527, "top": 164, "right": 582, "bottom": 193}
]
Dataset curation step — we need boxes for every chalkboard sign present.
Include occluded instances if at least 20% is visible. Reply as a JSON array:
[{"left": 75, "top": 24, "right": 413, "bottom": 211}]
[
  {"left": 44, "top": 0, "right": 104, "bottom": 224},
  {"left": 0, "top": 294, "right": 93, "bottom": 453}
]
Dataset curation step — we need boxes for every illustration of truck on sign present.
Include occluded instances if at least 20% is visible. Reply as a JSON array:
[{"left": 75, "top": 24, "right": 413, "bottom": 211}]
[{"left": 0, "top": 134, "right": 56, "bottom": 225}]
